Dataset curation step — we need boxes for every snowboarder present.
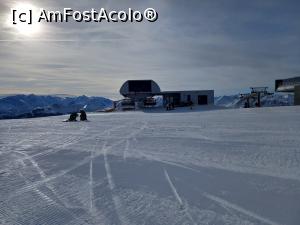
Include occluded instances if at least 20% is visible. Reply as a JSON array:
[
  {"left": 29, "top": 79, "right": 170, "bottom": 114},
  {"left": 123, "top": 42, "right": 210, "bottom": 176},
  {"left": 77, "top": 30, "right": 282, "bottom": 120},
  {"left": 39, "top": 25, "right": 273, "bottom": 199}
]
[
  {"left": 67, "top": 112, "right": 78, "bottom": 122},
  {"left": 79, "top": 109, "right": 87, "bottom": 121}
]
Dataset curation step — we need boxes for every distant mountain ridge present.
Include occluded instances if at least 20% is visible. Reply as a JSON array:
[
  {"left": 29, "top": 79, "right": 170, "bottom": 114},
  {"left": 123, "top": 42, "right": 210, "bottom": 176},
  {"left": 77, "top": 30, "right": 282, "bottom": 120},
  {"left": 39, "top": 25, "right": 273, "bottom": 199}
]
[
  {"left": 215, "top": 92, "right": 294, "bottom": 108},
  {"left": 0, "top": 93, "right": 294, "bottom": 119},
  {"left": 0, "top": 94, "right": 113, "bottom": 119}
]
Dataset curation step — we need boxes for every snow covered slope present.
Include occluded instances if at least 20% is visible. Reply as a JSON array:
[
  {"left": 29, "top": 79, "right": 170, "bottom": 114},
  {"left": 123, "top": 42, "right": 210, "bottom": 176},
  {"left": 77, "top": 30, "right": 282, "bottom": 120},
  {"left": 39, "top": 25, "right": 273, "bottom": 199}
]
[
  {"left": 1, "top": 107, "right": 300, "bottom": 225},
  {"left": 215, "top": 93, "right": 294, "bottom": 108},
  {"left": 0, "top": 94, "right": 113, "bottom": 119}
]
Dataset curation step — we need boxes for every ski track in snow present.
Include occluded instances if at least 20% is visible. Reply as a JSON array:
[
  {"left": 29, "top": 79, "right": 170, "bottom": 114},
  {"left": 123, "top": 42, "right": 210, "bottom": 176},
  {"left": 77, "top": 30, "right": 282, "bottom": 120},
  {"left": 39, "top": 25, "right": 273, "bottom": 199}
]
[
  {"left": 164, "top": 169, "right": 184, "bottom": 206},
  {"left": 14, "top": 150, "right": 58, "bottom": 194},
  {"left": 103, "top": 131, "right": 132, "bottom": 225},
  {"left": 0, "top": 125, "right": 11, "bottom": 152},
  {"left": 123, "top": 139, "right": 130, "bottom": 161},
  {"left": 123, "top": 121, "right": 148, "bottom": 161},
  {"left": 163, "top": 169, "right": 197, "bottom": 225},
  {"left": 102, "top": 122, "right": 148, "bottom": 225},
  {"left": 5, "top": 123, "right": 106, "bottom": 169},
  {"left": 89, "top": 135, "right": 102, "bottom": 214},
  {"left": 16, "top": 154, "right": 89, "bottom": 225},
  {"left": 2, "top": 121, "right": 90, "bottom": 156},
  {"left": 202, "top": 192, "right": 281, "bottom": 225},
  {"left": 1, "top": 108, "right": 300, "bottom": 225},
  {"left": 0, "top": 123, "right": 131, "bottom": 224},
  {"left": 1, "top": 126, "right": 130, "bottom": 205},
  {"left": 89, "top": 149, "right": 94, "bottom": 212},
  {"left": 89, "top": 137, "right": 107, "bottom": 225}
]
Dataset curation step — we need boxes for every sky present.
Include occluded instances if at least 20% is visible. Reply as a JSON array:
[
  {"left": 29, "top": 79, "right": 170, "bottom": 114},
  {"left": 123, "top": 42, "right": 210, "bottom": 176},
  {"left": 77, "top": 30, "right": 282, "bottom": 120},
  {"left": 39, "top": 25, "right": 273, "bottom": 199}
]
[{"left": 0, "top": 0, "right": 300, "bottom": 99}]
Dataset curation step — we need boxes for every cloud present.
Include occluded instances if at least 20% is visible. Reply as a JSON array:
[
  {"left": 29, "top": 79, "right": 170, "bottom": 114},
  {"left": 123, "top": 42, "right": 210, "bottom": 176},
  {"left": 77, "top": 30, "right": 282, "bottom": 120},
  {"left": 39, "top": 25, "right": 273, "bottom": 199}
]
[{"left": 0, "top": 0, "right": 300, "bottom": 97}]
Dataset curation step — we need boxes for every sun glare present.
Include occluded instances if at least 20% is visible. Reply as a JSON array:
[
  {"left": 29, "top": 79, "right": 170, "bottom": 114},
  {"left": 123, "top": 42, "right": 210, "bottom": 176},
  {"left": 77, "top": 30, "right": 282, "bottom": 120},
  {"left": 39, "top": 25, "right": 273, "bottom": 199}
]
[{"left": 8, "top": 3, "right": 41, "bottom": 36}]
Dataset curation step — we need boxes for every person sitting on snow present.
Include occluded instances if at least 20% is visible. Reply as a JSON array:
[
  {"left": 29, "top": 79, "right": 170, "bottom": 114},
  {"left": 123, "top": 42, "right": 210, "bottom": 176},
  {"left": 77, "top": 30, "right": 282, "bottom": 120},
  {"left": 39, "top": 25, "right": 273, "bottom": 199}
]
[
  {"left": 79, "top": 109, "right": 87, "bottom": 121},
  {"left": 68, "top": 112, "right": 78, "bottom": 122}
]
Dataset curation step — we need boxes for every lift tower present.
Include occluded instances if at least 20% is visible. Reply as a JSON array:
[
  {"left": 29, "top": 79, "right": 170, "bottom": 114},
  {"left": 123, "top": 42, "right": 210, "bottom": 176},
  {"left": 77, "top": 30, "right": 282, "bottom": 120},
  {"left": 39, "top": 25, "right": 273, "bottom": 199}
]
[{"left": 240, "top": 87, "right": 272, "bottom": 108}]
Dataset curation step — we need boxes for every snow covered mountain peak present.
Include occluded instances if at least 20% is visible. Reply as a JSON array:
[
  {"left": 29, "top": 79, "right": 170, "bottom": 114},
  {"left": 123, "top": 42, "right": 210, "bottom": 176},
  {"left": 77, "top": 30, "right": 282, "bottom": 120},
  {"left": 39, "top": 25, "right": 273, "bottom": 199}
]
[{"left": 0, "top": 94, "right": 113, "bottom": 119}]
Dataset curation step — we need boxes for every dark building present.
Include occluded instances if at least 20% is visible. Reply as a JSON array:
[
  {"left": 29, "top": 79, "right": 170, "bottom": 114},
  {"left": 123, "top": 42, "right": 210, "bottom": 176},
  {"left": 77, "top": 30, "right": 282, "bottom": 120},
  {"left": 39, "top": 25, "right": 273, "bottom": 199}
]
[
  {"left": 120, "top": 80, "right": 161, "bottom": 101},
  {"left": 119, "top": 80, "right": 214, "bottom": 109},
  {"left": 161, "top": 90, "right": 214, "bottom": 107}
]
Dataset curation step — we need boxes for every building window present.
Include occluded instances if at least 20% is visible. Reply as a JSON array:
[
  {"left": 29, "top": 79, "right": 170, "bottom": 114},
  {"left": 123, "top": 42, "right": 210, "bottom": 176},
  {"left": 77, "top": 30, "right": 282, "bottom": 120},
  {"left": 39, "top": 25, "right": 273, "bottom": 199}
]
[
  {"left": 187, "top": 95, "right": 191, "bottom": 102},
  {"left": 198, "top": 95, "right": 208, "bottom": 105},
  {"left": 128, "top": 80, "right": 152, "bottom": 92}
]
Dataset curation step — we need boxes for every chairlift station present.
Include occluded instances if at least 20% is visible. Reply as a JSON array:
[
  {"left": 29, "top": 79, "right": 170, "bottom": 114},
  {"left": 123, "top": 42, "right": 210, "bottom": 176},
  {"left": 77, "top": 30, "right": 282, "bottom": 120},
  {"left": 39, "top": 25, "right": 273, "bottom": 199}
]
[{"left": 119, "top": 80, "right": 214, "bottom": 108}]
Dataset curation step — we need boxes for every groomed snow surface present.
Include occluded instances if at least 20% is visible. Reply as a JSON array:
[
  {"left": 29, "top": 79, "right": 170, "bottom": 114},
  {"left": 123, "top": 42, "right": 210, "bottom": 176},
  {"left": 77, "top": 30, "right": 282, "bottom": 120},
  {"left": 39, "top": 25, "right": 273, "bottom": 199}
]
[{"left": 1, "top": 106, "right": 300, "bottom": 225}]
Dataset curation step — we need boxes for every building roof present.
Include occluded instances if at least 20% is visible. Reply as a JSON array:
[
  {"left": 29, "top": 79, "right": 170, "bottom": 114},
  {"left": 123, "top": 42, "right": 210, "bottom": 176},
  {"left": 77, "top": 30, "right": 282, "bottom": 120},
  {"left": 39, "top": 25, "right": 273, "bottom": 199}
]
[{"left": 160, "top": 90, "right": 214, "bottom": 94}]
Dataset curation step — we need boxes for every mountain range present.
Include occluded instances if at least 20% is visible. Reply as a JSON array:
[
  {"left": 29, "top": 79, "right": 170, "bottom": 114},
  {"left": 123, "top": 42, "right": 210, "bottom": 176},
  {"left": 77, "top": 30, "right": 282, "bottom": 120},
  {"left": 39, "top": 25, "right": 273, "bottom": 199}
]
[{"left": 0, "top": 94, "right": 113, "bottom": 119}]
